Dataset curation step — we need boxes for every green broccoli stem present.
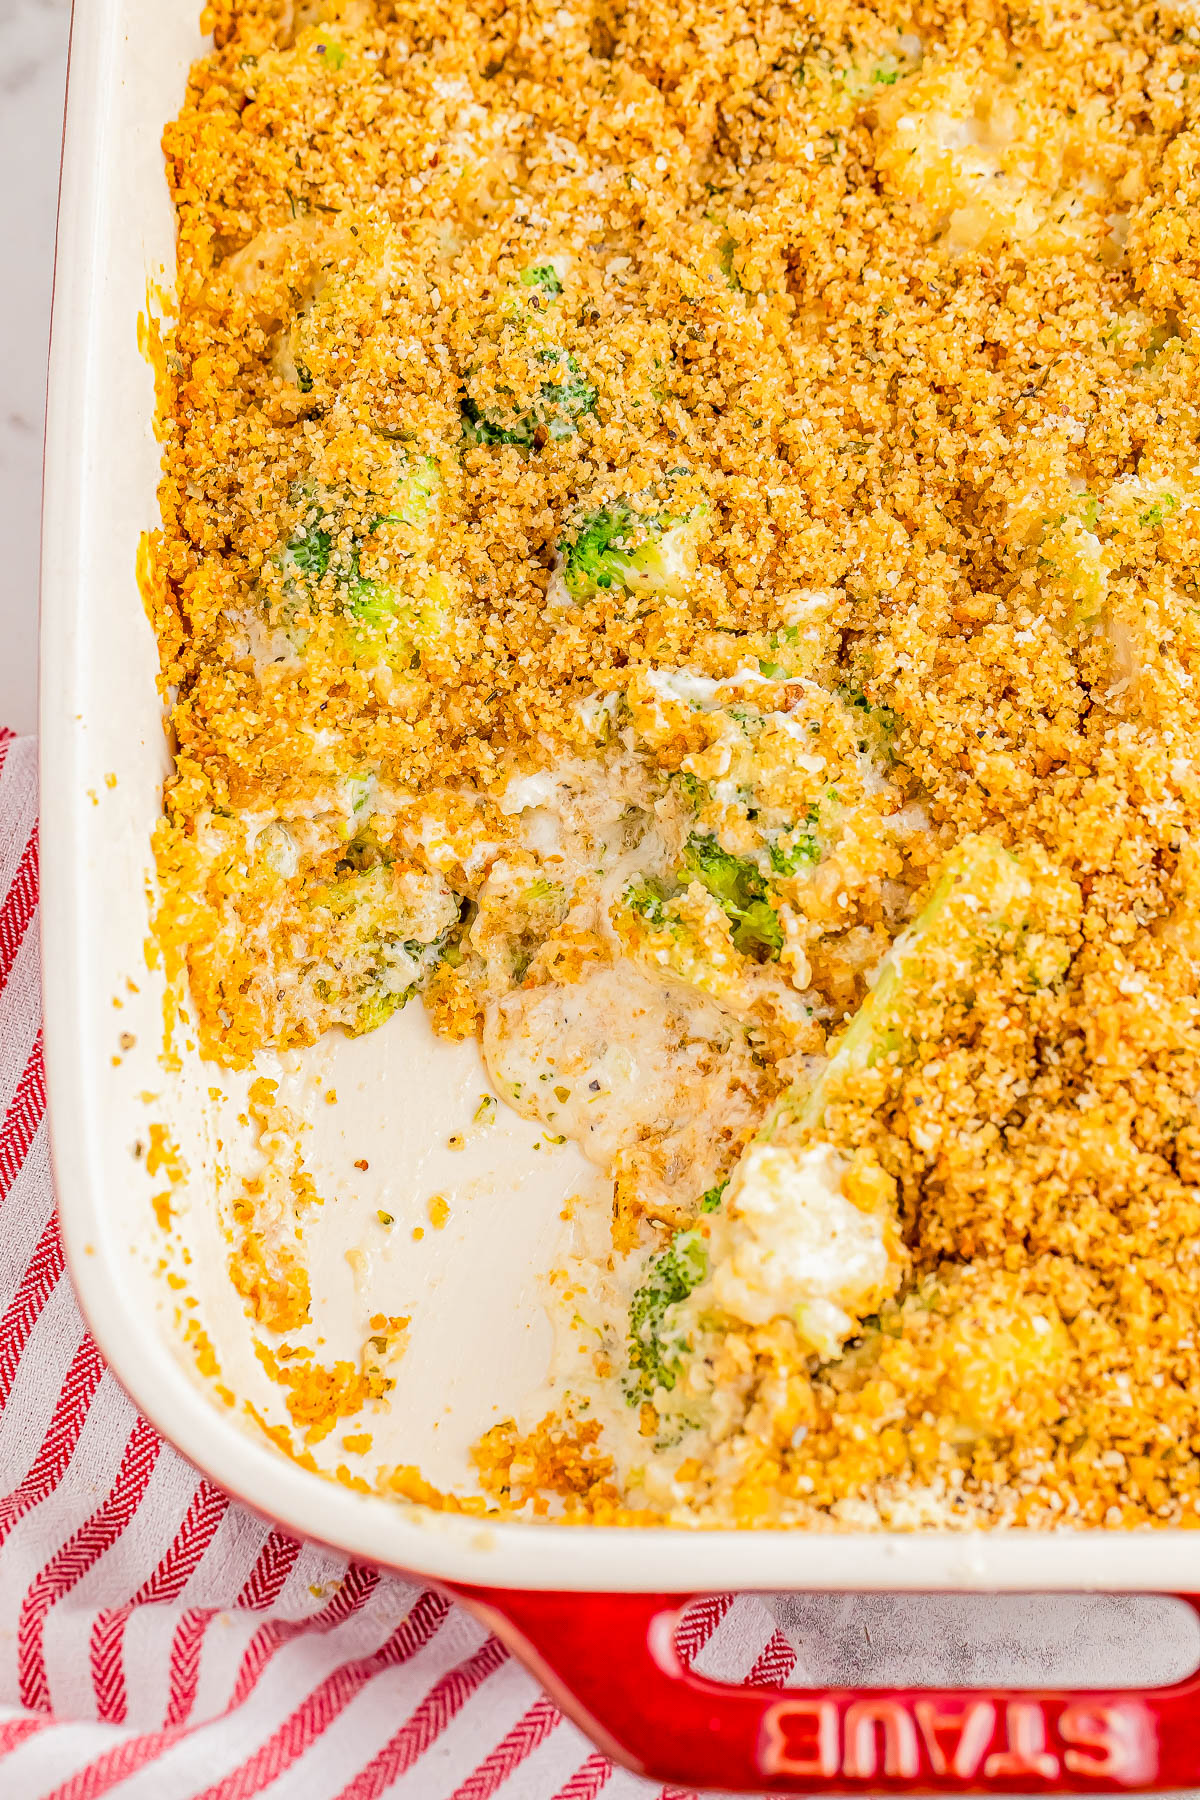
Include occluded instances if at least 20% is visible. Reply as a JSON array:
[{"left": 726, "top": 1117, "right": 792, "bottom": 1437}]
[{"left": 779, "top": 834, "right": 1034, "bottom": 1137}]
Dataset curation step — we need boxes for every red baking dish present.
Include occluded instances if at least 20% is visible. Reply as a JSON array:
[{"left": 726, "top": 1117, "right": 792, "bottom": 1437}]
[{"left": 38, "top": 0, "right": 1200, "bottom": 1785}]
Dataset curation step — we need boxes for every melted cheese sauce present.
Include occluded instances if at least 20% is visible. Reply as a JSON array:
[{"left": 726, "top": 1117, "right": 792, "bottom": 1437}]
[
  {"left": 483, "top": 960, "right": 764, "bottom": 1215},
  {"left": 705, "top": 1142, "right": 900, "bottom": 1357}
]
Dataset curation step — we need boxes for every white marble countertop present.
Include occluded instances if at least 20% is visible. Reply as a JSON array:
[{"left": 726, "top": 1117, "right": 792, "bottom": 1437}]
[{"left": 0, "top": 0, "right": 71, "bottom": 737}]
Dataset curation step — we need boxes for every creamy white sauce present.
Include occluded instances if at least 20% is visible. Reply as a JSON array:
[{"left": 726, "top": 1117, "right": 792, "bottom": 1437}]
[
  {"left": 496, "top": 752, "right": 660, "bottom": 891},
  {"left": 229, "top": 609, "right": 303, "bottom": 674},
  {"left": 572, "top": 689, "right": 620, "bottom": 741},
  {"left": 778, "top": 588, "right": 837, "bottom": 624},
  {"left": 498, "top": 770, "right": 563, "bottom": 814},
  {"left": 643, "top": 664, "right": 772, "bottom": 709},
  {"left": 705, "top": 1141, "right": 896, "bottom": 1357},
  {"left": 482, "top": 961, "right": 751, "bottom": 1179},
  {"left": 767, "top": 713, "right": 828, "bottom": 771}
]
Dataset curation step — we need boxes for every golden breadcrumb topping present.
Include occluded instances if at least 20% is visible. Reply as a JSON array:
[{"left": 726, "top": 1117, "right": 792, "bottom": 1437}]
[{"left": 152, "top": 0, "right": 1200, "bottom": 1527}]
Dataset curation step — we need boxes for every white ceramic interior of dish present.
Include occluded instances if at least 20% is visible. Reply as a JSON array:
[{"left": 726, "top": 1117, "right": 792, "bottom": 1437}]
[{"left": 39, "top": 0, "right": 1200, "bottom": 1594}]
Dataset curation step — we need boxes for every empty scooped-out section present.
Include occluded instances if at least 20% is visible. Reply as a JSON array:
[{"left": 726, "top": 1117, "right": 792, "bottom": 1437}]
[{"left": 149, "top": 1006, "right": 594, "bottom": 1491}]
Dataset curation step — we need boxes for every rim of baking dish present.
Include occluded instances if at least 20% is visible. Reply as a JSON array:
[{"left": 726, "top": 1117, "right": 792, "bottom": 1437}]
[{"left": 38, "top": 0, "right": 1200, "bottom": 1595}]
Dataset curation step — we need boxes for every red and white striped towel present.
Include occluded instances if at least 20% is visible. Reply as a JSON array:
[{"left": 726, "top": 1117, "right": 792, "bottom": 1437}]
[{"left": 0, "top": 733, "right": 793, "bottom": 1800}]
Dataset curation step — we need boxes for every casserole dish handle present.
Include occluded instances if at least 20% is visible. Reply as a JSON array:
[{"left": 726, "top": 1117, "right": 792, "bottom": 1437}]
[{"left": 457, "top": 1585, "right": 1200, "bottom": 1793}]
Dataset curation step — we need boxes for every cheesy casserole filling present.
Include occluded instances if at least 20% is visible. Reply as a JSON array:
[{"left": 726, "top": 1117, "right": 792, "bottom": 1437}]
[{"left": 152, "top": 0, "right": 1200, "bottom": 1525}]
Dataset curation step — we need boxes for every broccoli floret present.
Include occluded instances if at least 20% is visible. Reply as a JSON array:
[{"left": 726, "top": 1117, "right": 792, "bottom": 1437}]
[
  {"left": 699, "top": 1179, "right": 728, "bottom": 1213},
  {"left": 342, "top": 572, "right": 451, "bottom": 669},
  {"left": 309, "top": 864, "right": 391, "bottom": 920},
  {"left": 286, "top": 524, "right": 333, "bottom": 579},
  {"left": 623, "top": 838, "right": 784, "bottom": 961},
  {"left": 770, "top": 834, "right": 820, "bottom": 874},
  {"left": 461, "top": 399, "right": 532, "bottom": 449},
  {"left": 623, "top": 878, "right": 671, "bottom": 926},
  {"left": 682, "top": 833, "right": 750, "bottom": 909},
  {"left": 462, "top": 351, "right": 596, "bottom": 449},
  {"left": 625, "top": 1229, "right": 708, "bottom": 1401},
  {"left": 347, "top": 988, "right": 405, "bottom": 1036},
  {"left": 344, "top": 578, "right": 398, "bottom": 633},
  {"left": 284, "top": 458, "right": 440, "bottom": 592},
  {"left": 675, "top": 770, "right": 710, "bottom": 811},
  {"left": 729, "top": 900, "right": 782, "bottom": 961},
  {"left": 279, "top": 464, "right": 449, "bottom": 667},
  {"left": 1019, "top": 492, "right": 1107, "bottom": 629},
  {"left": 681, "top": 833, "right": 783, "bottom": 960},
  {"left": 523, "top": 875, "right": 565, "bottom": 902},
  {"left": 562, "top": 503, "right": 634, "bottom": 590},
  {"left": 1138, "top": 494, "right": 1179, "bottom": 528},
  {"left": 379, "top": 455, "right": 440, "bottom": 529},
  {"left": 560, "top": 497, "right": 707, "bottom": 601},
  {"left": 536, "top": 352, "right": 598, "bottom": 439},
  {"left": 520, "top": 263, "right": 563, "bottom": 295},
  {"left": 770, "top": 813, "right": 821, "bottom": 874},
  {"left": 308, "top": 862, "right": 459, "bottom": 1035}
]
